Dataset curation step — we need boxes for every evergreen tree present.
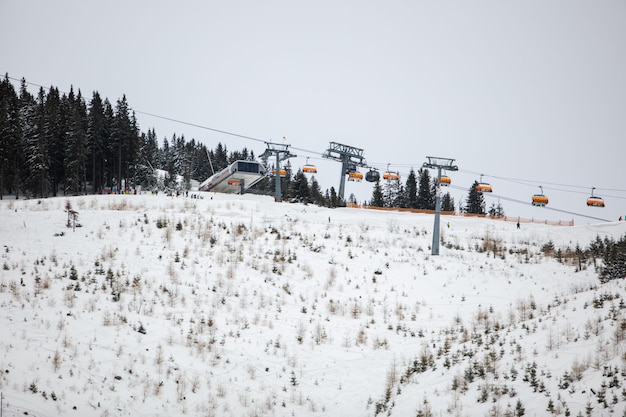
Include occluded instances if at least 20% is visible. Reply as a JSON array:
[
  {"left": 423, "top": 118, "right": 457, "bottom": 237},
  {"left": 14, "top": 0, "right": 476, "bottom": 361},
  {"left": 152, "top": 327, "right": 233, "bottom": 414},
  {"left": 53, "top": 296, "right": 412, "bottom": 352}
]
[
  {"left": 0, "top": 75, "right": 23, "bottom": 198},
  {"left": 404, "top": 168, "right": 418, "bottom": 209},
  {"left": 137, "top": 128, "right": 159, "bottom": 191},
  {"left": 488, "top": 202, "right": 505, "bottom": 217},
  {"left": 328, "top": 186, "right": 341, "bottom": 208},
  {"left": 465, "top": 181, "right": 486, "bottom": 214},
  {"left": 393, "top": 184, "right": 407, "bottom": 208},
  {"left": 45, "top": 86, "right": 70, "bottom": 196},
  {"left": 309, "top": 176, "right": 324, "bottom": 206},
  {"left": 159, "top": 137, "right": 170, "bottom": 172},
  {"left": 598, "top": 234, "right": 626, "bottom": 283},
  {"left": 101, "top": 98, "right": 115, "bottom": 188},
  {"left": 64, "top": 89, "right": 88, "bottom": 194},
  {"left": 383, "top": 177, "right": 401, "bottom": 207},
  {"left": 281, "top": 162, "right": 293, "bottom": 200},
  {"left": 111, "top": 95, "right": 139, "bottom": 192},
  {"left": 229, "top": 147, "right": 250, "bottom": 162},
  {"left": 417, "top": 168, "right": 434, "bottom": 209},
  {"left": 291, "top": 169, "right": 310, "bottom": 202},
  {"left": 191, "top": 142, "right": 211, "bottom": 181},
  {"left": 370, "top": 180, "right": 384, "bottom": 207},
  {"left": 86, "top": 91, "right": 109, "bottom": 193},
  {"left": 213, "top": 142, "right": 228, "bottom": 171},
  {"left": 441, "top": 192, "right": 455, "bottom": 212},
  {"left": 22, "top": 87, "right": 50, "bottom": 197}
]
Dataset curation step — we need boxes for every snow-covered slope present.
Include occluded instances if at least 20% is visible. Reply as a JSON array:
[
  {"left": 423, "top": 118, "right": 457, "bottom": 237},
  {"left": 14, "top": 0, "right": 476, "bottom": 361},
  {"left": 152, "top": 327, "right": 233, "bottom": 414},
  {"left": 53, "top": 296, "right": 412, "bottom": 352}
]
[{"left": 1, "top": 193, "right": 625, "bottom": 417}]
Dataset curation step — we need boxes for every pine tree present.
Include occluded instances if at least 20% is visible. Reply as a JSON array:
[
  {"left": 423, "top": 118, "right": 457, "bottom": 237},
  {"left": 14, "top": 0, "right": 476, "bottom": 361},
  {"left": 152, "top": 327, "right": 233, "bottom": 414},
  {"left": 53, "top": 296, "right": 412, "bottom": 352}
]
[
  {"left": 291, "top": 169, "right": 310, "bottom": 202},
  {"left": 101, "top": 98, "right": 115, "bottom": 189},
  {"left": 416, "top": 168, "right": 433, "bottom": 209},
  {"left": 309, "top": 177, "right": 323, "bottom": 206},
  {"left": 213, "top": 142, "right": 228, "bottom": 171},
  {"left": 64, "top": 89, "right": 88, "bottom": 195},
  {"left": 111, "top": 95, "right": 139, "bottom": 192},
  {"left": 86, "top": 91, "right": 111, "bottom": 193},
  {"left": 136, "top": 128, "right": 159, "bottom": 191},
  {"left": 370, "top": 180, "right": 384, "bottom": 207},
  {"left": 599, "top": 234, "right": 626, "bottom": 283},
  {"left": 22, "top": 86, "right": 50, "bottom": 197},
  {"left": 393, "top": 184, "right": 407, "bottom": 208},
  {"left": 488, "top": 202, "right": 505, "bottom": 217},
  {"left": 190, "top": 142, "right": 211, "bottom": 181},
  {"left": 465, "top": 181, "right": 486, "bottom": 214},
  {"left": 441, "top": 192, "right": 455, "bottom": 212},
  {"left": 45, "top": 86, "right": 68, "bottom": 196},
  {"left": 280, "top": 162, "right": 293, "bottom": 201},
  {"left": 0, "top": 75, "right": 23, "bottom": 198},
  {"left": 383, "top": 177, "right": 401, "bottom": 207},
  {"left": 404, "top": 168, "right": 418, "bottom": 208},
  {"left": 328, "top": 186, "right": 341, "bottom": 208}
]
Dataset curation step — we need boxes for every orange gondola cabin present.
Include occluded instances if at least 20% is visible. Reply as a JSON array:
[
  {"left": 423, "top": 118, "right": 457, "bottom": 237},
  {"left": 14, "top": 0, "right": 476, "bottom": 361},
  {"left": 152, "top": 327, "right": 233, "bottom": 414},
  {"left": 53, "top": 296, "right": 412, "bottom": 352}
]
[
  {"left": 302, "top": 158, "right": 317, "bottom": 174},
  {"left": 476, "top": 182, "right": 493, "bottom": 193},
  {"left": 348, "top": 171, "right": 363, "bottom": 181},
  {"left": 436, "top": 176, "right": 451, "bottom": 186},
  {"left": 587, "top": 187, "right": 605, "bottom": 207},
  {"left": 383, "top": 171, "right": 399, "bottom": 181},
  {"left": 587, "top": 196, "right": 605, "bottom": 207},
  {"left": 531, "top": 194, "right": 549, "bottom": 206},
  {"left": 475, "top": 175, "right": 492, "bottom": 193},
  {"left": 302, "top": 164, "right": 317, "bottom": 174},
  {"left": 531, "top": 186, "right": 548, "bottom": 206}
]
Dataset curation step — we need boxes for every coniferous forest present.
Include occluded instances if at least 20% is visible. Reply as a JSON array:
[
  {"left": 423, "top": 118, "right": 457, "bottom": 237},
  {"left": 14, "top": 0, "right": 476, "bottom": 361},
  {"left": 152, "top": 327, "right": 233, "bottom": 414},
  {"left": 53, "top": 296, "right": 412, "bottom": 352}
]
[{"left": 1, "top": 75, "right": 500, "bottom": 213}]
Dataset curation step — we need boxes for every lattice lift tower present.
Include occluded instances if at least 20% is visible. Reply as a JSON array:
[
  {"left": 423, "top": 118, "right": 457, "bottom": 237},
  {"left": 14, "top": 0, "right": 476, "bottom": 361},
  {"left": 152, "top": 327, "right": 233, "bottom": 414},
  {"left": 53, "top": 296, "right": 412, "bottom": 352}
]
[
  {"left": 260, "top": 142, "right": 296, "bottom": 202},
  {"left": 423, "top": 156, "right": 458, "bottom": 255},
  {"left": 322, "top": 142, "right": 367, "bottom": 200}
]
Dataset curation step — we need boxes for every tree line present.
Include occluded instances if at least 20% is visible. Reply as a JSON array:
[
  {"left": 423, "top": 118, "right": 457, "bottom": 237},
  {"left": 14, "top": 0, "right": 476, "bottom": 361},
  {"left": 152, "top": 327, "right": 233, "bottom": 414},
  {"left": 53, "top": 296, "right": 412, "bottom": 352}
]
[{"left": 0, "top": 74, "right": 499, "bottom": 214}]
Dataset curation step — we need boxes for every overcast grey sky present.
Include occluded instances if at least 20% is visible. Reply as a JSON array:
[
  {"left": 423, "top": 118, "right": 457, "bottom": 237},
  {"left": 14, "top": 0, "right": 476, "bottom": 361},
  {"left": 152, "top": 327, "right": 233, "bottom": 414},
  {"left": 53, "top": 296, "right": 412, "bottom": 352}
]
[{"left": 2, "top": 0, "right": 625, "bottom": 224}]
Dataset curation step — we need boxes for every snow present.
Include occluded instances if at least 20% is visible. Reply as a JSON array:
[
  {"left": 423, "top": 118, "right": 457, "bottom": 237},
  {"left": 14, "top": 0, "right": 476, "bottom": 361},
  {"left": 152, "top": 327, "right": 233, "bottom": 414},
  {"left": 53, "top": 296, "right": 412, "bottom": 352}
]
[{"left": 1, "top": 192, "right": 625, "bottom": 417}]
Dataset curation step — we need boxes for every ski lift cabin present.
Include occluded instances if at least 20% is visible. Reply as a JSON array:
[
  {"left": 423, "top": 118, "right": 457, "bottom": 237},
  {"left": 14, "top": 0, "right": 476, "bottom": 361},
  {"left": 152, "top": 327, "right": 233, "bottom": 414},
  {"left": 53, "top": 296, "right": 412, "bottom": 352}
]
[
  {"left": 532, "top": 194, "right": 549, "bottom": 206},
  {"left": 531, "top": 186, "right": 549, "bottom": 206},
  {"left": 436, "top": 176, "right": 451, "bottom": 186},
  {"left": 476, "top": 175, "right": 492, "bottom": 193},
  {"left": 587, "top": 187, "right": 605, "bottom": 207},
  {"left": 476, "top": 182, "right": 493, "bottom": 193},
  {"left": 383, "top": 164, "right": 399, "bottom": 181},
  {"left": 348, "top": 170, "right": 363, "bottom": 182},
  {"left": 302, "top": 158, "right": 317, "bottom": 174},
  {"left": 587, "top": 196, "right": 605, "bottom": 207},
  {"left": 272, "top": 169, "right": 287, "bottom": 178},
  {"left": 365, "top": 169, "right": 380, "bottom": 182},
  {"left": 383, "top": 171, "right": 399, "bottom": 181}
]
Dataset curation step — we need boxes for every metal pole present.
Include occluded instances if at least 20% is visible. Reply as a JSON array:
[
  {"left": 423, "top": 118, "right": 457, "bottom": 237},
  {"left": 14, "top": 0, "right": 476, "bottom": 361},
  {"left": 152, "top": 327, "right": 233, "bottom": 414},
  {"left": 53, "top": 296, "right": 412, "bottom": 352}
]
[
  {"left": 338, "top": 158, "right": 348, "bottom": 201},
  {"left": 432, "top": 167, "right": 442, "bottom": 255},
  {"left": 275, "top": 153, "right": 281, "bottom": 202}
]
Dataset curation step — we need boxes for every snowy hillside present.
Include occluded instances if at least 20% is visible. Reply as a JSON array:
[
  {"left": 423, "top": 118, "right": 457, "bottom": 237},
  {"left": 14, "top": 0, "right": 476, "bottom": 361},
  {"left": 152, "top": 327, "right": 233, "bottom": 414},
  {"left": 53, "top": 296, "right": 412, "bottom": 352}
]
[{"left": 1, "top": 193, "right": 625, "bottom": 417}]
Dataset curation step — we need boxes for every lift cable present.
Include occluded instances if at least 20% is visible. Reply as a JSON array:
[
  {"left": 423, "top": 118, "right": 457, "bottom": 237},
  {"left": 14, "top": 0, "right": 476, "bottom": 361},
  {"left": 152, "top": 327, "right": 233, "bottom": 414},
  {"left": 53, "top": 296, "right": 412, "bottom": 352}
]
[
  {"left": 458, "top": 168, "right": 626, "bottom": 196},
  {"left": 447, "top": 185, "right": 612, "bottom": 223},
  {"left": 134, "top": 110, "right": 267, "bottom": 144}
]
